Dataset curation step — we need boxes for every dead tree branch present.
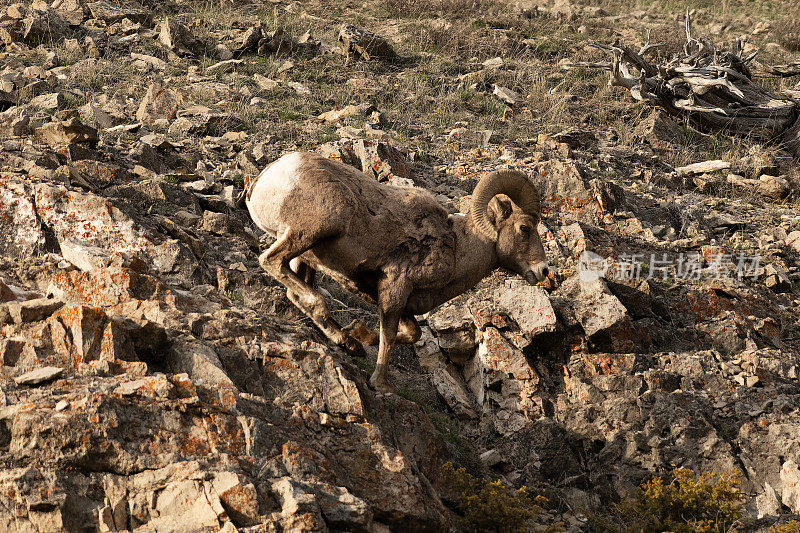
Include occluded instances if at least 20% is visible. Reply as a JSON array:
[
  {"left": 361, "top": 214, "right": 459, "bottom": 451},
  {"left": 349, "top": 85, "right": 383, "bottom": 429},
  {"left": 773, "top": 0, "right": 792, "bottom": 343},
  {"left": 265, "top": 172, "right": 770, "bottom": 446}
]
[{"left": 577, "top": 10, "right": 800, "bottom": 157}]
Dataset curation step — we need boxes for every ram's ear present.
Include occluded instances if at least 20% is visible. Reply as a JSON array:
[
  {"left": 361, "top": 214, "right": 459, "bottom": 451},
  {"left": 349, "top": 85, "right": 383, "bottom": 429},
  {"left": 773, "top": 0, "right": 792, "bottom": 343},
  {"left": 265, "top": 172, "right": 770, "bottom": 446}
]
[{"left": 487, "top": 196, "right": 514, "bottom": 227}]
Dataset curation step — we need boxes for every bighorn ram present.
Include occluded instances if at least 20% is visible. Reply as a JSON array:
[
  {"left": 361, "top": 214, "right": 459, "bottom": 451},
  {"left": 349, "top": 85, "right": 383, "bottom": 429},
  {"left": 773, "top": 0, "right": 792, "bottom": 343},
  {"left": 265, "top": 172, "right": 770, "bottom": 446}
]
[{"left": 246, "top": 152, "right": 550, "bottom": 392}]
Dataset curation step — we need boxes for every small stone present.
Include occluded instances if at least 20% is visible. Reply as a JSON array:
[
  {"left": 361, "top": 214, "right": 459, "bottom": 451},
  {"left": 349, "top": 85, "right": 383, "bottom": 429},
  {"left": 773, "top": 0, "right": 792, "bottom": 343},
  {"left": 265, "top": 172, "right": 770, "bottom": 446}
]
[
  {"left": 7, "top": 4, "right": 25, "bottom": 19},
  {"left": 633, "top": 109, "right": 686, "bottom": 150},
  {"left": 318, "top": 103, "right": 374, "bottom": 123},
  {"left": 206, "top": 59, "right": 242, "bottom": 75},
  {"left": 10, "top": 115, "right": 31, "bottom": 137},
  {"left": 693, "top": 173, "right": 723, "bottom": 192},
  {"left": 764, "top": 264, "right": 791, "bottom": 293},
  {"left": 136, "top": 82, "right": 178, "bottom": 124},
  {"left": 253, "top": 74, "right": 278, "bottom": 91},
  {"left": 494, "top": 280, "right": 557, "bottom": 338},
  {"left": 131, "top": 53, "right": 166, "bottom": 70},
  {"left": 15, "top": 366, "right": 64, "bottom": 386},
  {"left": 482, "top": 57, "right": 504, "bottom": 69},
  {"left": 781, "top": 460, "right": 800, "bottom": 512},
  {"left": 56, "top": 0, "right": 85, "bottom": 26},
  {"left": 55, "top": 400, "right": 69, "bottom": 411},
  {"left": 479, "top": 449, "right": 503, "bottom": 467},
  {"left": 30, "top": 93, "right": 64, "bottom": 111},
  {"left": 216, "top": 44, "right": 233, "bottom": 60},
  {"left": 758, "top": 174, "right": 790, "bottom": 199},
  {"left": 289, "top": 82, "right": 310, "bottom": 95},
  {"left": 87, "top": 1, "right": 150, "bottom": 24},
  {"left": 276, "top": 59, "right": 294, "bottom": 74},
  {"left": 159, "top": 17, "right": 202, "bottom": 57},
  {"left": 257, "top": 27, "right": 296, "bottom": 57},
  {"left": 493, "top": 85, "right": 522, "bottom": 106},
  {"left": 676, "top": 160, "right": 731, "bottom": 176}
]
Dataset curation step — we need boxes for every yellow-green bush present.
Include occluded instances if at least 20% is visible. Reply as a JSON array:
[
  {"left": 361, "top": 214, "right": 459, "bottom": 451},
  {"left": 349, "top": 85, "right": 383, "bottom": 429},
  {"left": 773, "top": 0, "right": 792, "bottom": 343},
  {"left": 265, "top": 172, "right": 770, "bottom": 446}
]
[
  {"left": 770, "top": 521, "right": 800, "bottom": 533},
  {"left": 591, "top": 468, "right": 743, "bottom": 533},
  {"left": 442, "top": 462, "right": 546, "bottom": 532}
]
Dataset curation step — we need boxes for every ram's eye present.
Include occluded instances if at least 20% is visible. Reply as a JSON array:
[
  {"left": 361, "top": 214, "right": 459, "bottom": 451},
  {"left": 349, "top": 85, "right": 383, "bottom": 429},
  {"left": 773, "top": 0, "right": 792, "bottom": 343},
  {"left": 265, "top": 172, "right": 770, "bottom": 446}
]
[{"left": 518, "top": 224, "right": 531, "bottom": 235}]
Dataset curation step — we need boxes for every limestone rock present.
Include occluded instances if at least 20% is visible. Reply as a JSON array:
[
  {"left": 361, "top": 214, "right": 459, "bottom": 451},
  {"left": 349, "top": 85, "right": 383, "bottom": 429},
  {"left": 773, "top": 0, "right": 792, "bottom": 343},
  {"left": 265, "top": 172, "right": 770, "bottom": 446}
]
[
  {"left": 786, "top": 230, "right": 800, "bottom": 252},
  {"left": 0, "top": 181, "right": 45, "bottom": 258},
  {"left": 756, "top": 482, "right": 781, "bottom": 518},
  {"left": 558, "top": 275, "right": 634, "bottom": 352},
  {"left": 158, "top": 17, "right": 202, "bottom": 57},
  {"left": 318, "top": 139, "right": 411, "bottom": 184},
  {"left": 493, "top": 279, "right": 558, "bottom": 339},
  {"left": 212, "top": 471, "right": 259, "bottom": 526},
  {"left": 534, "top": 159, "right": 623, "bottom": 224},
  {"left": 137, "top": 82, "right": 179, "bottom": 125},
  {"left": 34, "top": 117, "right": 98, "bottom": 145},
  {"left": 87, "top": 1, "right": 150, "bottom": 24},
  {"left": 14, "top": 366, "right": 64, "bottom": 385},
  {"left": 781, "top": 460, "right": 800, "bottom": 512},
  {"left": 676, "top": 160, "right": 731, "bottom": 176},
  {"left": 317, "top": 103, "right": 375, "bottom": 124},
  {"left": 758, "top": 174, "right": 790, "bottom": 199},
  {"left": 493, "top": 85, "right": 522, "bottom": 106},
  {"left": 432, "top": 362, "right": 477, "bottom": 419},
  {"left": 29, "top": 92, "right": 64, "bottom": 111},
  {"left": 55, "top": 0, "right": 86, "bottom": 26},
  {"left": 764, "top": 264, "right": 791, "bottom": 293},
  {"left": 7, "top": 297, "right": 63, "bottom": 324},
  {"left": 634, "top": 108, "right": 685, "bottom": 148},
  {"left": 338, "top": 24, "right": 397, "bottom": 61},
  {"left": 206, "top": 59, "right": 242, "bottom": 75},
  {"left": 426, "top": 297, "right": 477, "bottom": 364},
  {"left": 21, "top": 8, "right": 68, "bottom": 45}
]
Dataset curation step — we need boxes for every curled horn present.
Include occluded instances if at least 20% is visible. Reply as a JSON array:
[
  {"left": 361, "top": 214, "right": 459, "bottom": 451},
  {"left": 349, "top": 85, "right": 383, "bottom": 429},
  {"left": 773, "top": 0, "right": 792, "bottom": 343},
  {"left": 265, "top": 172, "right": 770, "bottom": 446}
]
[{"left": 470, "top": 170, "right": 541, "bottom": 240}]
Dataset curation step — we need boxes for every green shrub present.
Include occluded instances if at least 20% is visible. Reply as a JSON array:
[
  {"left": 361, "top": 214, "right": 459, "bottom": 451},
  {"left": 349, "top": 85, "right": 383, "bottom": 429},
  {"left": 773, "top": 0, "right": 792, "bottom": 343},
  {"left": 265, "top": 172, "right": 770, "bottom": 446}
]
[
  {"left": 443, "top": 462, "right": 545, "bottom": 532},
  {"left": 591, "top": 468, "right": 743, "bottom": 533}
]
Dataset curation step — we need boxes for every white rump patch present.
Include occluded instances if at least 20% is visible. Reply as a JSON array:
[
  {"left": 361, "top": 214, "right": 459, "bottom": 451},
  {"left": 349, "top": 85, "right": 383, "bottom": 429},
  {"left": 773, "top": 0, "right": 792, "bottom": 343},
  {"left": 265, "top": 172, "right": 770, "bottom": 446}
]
[{"left": 246, "top": 152, "right": 303, "bottom": 235}]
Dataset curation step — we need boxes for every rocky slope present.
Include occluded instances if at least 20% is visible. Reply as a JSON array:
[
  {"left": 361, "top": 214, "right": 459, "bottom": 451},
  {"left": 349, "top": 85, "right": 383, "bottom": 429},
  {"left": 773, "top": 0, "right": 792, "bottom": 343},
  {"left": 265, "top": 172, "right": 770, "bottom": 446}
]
[{"left": 2, "top": 0, "right": 800, "bottom": 531}]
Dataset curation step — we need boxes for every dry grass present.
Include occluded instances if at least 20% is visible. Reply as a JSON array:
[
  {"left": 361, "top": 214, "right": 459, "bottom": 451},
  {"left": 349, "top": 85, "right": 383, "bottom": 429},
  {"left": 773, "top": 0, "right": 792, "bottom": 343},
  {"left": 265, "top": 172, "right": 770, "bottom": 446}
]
[
  {"left": 29, "top": 0, "right": 799, "bottom": 180},
  {"left": 378, "top": 0, "right": 502, "bottom": 20}
]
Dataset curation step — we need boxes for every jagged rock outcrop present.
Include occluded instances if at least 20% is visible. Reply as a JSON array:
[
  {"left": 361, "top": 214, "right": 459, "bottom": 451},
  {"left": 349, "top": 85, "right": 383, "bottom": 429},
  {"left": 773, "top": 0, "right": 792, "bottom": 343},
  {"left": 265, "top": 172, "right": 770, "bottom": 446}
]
[{"left": 2, "top": 0, "right": 800, "bottom": 530}]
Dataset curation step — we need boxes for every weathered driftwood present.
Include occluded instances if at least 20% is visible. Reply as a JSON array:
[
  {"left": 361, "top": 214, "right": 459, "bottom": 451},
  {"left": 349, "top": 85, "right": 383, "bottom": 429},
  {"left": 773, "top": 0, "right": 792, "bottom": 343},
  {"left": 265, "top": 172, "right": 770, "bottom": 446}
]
[{"left": 568, "top": 12, "right": 800, "bottom": 157}]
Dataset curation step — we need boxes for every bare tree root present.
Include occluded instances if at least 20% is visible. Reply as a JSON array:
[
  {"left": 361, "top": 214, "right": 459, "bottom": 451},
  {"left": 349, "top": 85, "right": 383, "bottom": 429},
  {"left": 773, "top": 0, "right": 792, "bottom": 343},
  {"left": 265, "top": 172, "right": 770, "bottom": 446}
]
[{"left": 565, "top": 10, "right": 800, "bottom": 157}]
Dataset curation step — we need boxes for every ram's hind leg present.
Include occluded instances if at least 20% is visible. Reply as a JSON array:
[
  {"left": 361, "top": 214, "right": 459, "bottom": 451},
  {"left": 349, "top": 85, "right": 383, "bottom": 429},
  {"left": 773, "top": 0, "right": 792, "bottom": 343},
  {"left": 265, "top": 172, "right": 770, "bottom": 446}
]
[
  {"left": 289, "top": 258, "right": 316, "bottom": 286},
  {"left": 260, "top": 228, "right": 361, "bottom": 353},
  {"left": 397, "top": 316, "right": 421, "bottom": 344},
  {"left": 286, "top": 258, "right": 316, "bottom": 303},
  {"left": 343, "top": 319, "right": 379, "bottom": 346},
  {"left": 344, "top": 315, "right": 419, "bottom": 347}
]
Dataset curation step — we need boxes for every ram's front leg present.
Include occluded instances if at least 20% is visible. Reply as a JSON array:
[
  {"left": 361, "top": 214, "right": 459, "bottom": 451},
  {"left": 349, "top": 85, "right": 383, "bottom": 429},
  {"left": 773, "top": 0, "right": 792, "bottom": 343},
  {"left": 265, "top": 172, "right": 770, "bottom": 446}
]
[
  {"left": 369, "top": 274, "right": 411, "bottom": 393},
  {"left": 370, "top": 309, "right": 399, "bottom": 394}
]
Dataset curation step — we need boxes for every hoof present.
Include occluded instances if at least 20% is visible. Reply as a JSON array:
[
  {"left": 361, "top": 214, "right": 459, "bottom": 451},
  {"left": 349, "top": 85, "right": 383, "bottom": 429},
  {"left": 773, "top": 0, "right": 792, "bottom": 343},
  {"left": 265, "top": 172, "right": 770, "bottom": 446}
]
[
  {"left": 343, "top": 319, "right": 379, "bottom": 346},
  {"left": 369, "top": 368, "right": 394, "bottom": 394},
  {"left": 369, "top": 377, "right": 395, "bottom": 394},
  {"left": 341, "top": 334, "right": 366, "bottom": 357}
]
